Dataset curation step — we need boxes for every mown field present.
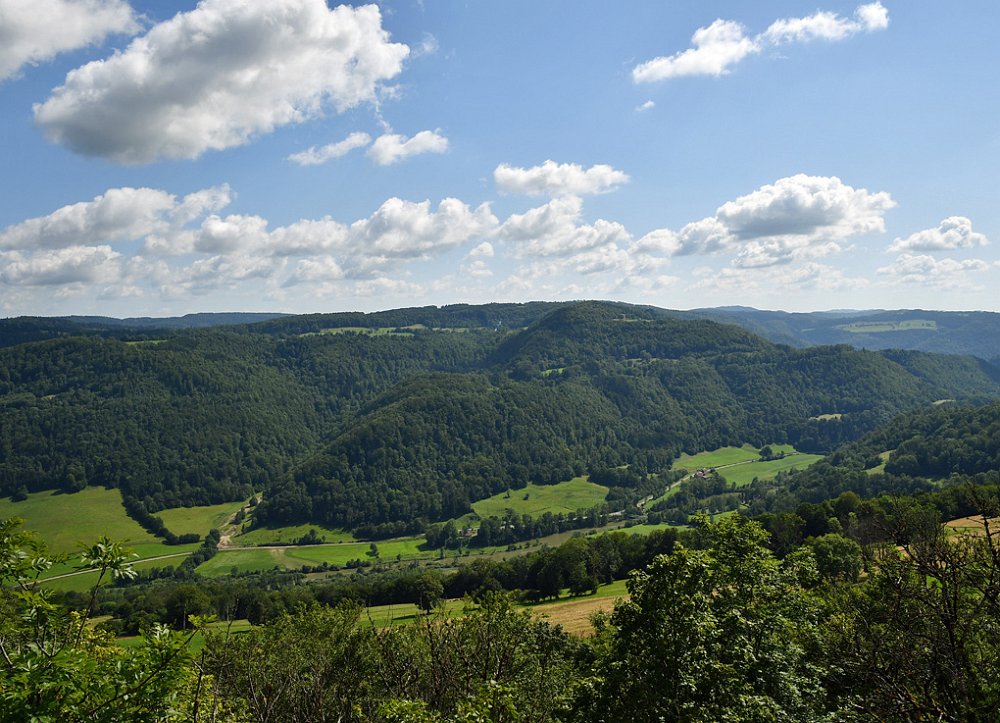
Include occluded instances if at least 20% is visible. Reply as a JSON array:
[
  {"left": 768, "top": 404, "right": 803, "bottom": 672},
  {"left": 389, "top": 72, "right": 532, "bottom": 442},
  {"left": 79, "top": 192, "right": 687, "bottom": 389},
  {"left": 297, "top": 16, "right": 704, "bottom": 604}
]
[
  {"left": 719, "top": 452, "right": 825, "bottom": 487},
  {"left": 472, "top": 476, "right": 609, "bottom": 518},
  {"left": 232, "top": 523, "right": 357, "bottom": 546},
  {"left": 157, "top": 501, "right": 245, "bottom": 537},
  {"left": 0, "top": 487, "right": 158, "bottom": 553},
  {"left": 674, "top": 444, "right": 797, "bottom": 471}
]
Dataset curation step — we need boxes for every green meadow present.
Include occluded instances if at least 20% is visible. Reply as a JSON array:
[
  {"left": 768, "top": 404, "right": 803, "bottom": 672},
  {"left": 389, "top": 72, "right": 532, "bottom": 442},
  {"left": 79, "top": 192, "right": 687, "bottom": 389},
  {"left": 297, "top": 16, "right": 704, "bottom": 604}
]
[
  {"left": 232, "top": 523, "right": 357, "bottom": 546},
  {"left": 0, "top": 487, "right": 157, "bottom": 553},
  {"left": 472, "top": 477, "right": 609, "bottom": 519},
  {"left": 718, "top": 453, "right": 824, "bottom": 487},
  {"left": 157, "top": 501, "right": 246, "bottom": 537}
]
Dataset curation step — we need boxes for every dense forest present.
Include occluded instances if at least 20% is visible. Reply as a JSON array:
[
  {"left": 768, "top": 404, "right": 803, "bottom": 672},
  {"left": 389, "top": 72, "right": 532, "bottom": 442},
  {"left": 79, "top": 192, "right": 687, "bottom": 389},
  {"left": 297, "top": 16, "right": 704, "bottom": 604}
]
[{"left": 2, "top": 302, "right": 999, "bottom": 532}]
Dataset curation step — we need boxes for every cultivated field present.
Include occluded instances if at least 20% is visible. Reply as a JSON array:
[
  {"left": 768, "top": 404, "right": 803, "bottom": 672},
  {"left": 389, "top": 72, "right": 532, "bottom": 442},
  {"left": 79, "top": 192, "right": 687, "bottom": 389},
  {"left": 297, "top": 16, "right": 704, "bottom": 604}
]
[{"left": 472, "top": 476, "right": 609, "bottom": 518}]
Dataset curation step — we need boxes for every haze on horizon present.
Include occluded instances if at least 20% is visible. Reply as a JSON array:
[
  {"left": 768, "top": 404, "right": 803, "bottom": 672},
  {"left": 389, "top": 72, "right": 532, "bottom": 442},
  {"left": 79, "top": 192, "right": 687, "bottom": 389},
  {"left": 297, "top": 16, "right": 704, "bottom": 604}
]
[{"left": 1, "top": 0, "right": 997, "bottom": 318}]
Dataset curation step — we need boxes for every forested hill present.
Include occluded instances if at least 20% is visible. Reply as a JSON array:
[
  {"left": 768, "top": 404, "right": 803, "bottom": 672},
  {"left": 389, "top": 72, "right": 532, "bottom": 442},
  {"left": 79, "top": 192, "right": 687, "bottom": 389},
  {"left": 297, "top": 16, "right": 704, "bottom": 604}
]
[
  {"left": 255, "top": 302, "right": 1000, "bottom": 529},
  {"left": 746, "top": 400, "right": 1000, "bottom": 514},
  {"left": 2, "top": 301, "right": 999, "bottom": 530},
  {"left": 690, "top": 307, "right": 1000, "bottom": 363}
]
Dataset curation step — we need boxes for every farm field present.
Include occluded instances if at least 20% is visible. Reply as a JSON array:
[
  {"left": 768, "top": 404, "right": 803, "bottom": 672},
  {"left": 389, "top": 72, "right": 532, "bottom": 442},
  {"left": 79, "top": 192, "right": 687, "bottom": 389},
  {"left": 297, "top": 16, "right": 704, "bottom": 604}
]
[
  {"left": 232, "top": 523, "right": 357, "bottom": 546},
  {"left": 157, "top": 501, "right": 246, "bottom": 537},
  {"left": 837, "top": 319, "right": 937, "bottom": 333},
  {"left": 718, "top": 453, "right": 824, "bottom": 487},
  {"left": 197, "top": 548, "right": 307, "bottom": 577},
  {"left": 472, "top": 476, "right": 609, "bottom": 519},
  {"left": 0, "top": 487, "right": 158, "bottom": 553},
  {"left": 674, "top": 444, "right": 767, "bottom": 470}
]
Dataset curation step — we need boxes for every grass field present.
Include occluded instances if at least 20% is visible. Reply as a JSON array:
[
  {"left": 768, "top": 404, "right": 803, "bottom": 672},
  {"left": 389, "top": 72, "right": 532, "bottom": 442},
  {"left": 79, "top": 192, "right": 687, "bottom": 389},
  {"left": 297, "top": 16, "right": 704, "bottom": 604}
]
[
  {"left": 837, "top": 319, "right": 937, "bottom": 333},
  {"left": 0, "top": 487, "right": 158, "bottom": 553},
  {"left": 472, "top": 477, "right": 609, "bottom": 519},
  {"left": 41, "top": 554, "right": 191, "bottom": 593},
  {"left": 674, "top": 444, "right": 766, "bottom": 470},
  {"left": 866, "top": 451, "right": 892, "bottom": 476},
  {"left": 232, "top": 523, "right": 357, "bottom": 546},
  {"left": 285, "top": 536, "right": 431, "bottom": 566},
  {"left": 157, "top": 501, "right": 245, "bottom": 537},
  {"left": 196, "top": 548, "right": 304, "bottom": 577},
  {"left": 718, "top": 453, "right": 824, "bottom": 487}
]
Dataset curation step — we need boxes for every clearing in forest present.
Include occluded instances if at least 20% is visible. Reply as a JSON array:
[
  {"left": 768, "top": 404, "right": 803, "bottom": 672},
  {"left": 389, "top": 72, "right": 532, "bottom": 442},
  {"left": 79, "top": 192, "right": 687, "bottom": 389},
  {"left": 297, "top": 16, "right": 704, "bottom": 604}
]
[{"left": 472, "top": 476, "right": 609, "bottom": 519}]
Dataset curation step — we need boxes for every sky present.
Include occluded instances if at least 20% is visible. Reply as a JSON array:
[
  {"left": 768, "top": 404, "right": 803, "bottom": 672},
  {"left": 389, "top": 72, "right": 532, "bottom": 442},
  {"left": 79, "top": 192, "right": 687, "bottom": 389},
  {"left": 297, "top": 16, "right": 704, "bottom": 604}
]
[{"left": 1, "top": 0, "right": 998, "bottom": 318}]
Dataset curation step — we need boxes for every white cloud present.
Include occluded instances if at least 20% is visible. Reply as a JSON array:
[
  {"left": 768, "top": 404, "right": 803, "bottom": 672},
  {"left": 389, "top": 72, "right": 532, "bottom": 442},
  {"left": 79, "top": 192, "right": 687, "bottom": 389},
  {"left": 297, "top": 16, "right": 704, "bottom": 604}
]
[
  {"left": 0, "top": 187, "right": 183, "bottom": 250},
  {"left": 763, "top": 2, "right": 889, "bottom": 44},
  {"left": 288, "top": 132, "right": 372, "bottom": 166},
  {"left": 499, "top": 196, "right": 631, "bottom": 260},
  {"left": 636, "top": 100, "right": 656, "bottom": 112},
  {"left": 284, "top": 256, "right": 345, "bottom": 286},
  {"left": 0, "top": 245, "right": 121, "bottom": 286},
  {"left": 367, "top": 130, "right": 449, "bottom": 165},
  {"left": 346, "top": 197, "right": 495, "bottom": 261},
  {"left": 712, "top": 174, "right": 894, "bottom": 265},
  {"left": 0, "top": 0, "right": 138, "bottom": 81},
  {"left": 889, "top": 216, "right": 988, "bottom": 253},
  {"left": 633, "top": 19, "right": 758, "bottom": 82},
  {"left": 34, "top": 1, "right": 409, "bottom": 163},
  {"left": 633, "top": 174, "right": 893, "bottom": 268},
  {"left": 494, "top": 160, "right": 629, "bottom": 197},
  {"left": 633, "top": 3, "right": 889, "bottom": 83},
  {"left": 877, "top": 253, "right": 991, "bottom": 289},
  {"left": 466, "top": 241, "right": 494, "bottom": 259}
]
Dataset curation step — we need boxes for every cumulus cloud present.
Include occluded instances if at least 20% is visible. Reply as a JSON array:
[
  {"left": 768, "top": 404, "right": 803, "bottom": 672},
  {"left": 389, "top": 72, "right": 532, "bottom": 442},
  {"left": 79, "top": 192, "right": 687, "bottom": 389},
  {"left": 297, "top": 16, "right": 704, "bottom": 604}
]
[
  {"left": 633, "top": 19, "right": 757, "bottom": 82},
  {"left": 889, "top": 216, "right": 988, "bottom": 253},
  {"left": 877, "top": 253, "right": 991, "bottom": 288},
  {"left": 34, "top": 1, "right": 409, "bottom": 163},
  {"left": 633, "top": 2, "right": 888, "bottom": 82},
  {"left": 367, "top": 130, "right": 449, "bottom": 165},
  {"left": 635, "top": 174, "right": 893, "bottom": 268},
  {"left": 0, "top": 186, "right": 233, "bottom": 250},
  {"left": 494, "top": 160, "right": 629, "bottom": 197},
  {"left": 716, "top": 174, "right": 893, "bottom": 238},
  {"left": 287, "top": 132, "right": 372, "bottom": 166},
  {"left": 0, "top": 245, "right": 121, "bottom": 286},
  {"left": 636, "top": 100, "right": 656, "bottom": 112},
  {"left": 499, "top": 196, "right": 631, "bottom": 261},
  {"left": 466, "top": 241, "right": 494, "bottom": 259},
  {"left": 763, "top": 2, "right": 889, "bottom": 44},
  {"left": 0, "top": 0, "right": 138, "bottom": 81}
]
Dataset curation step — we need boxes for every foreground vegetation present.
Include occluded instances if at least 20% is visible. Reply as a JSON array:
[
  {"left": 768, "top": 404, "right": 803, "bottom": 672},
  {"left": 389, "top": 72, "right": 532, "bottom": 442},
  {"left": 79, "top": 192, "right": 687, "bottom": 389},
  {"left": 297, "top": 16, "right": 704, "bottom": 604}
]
[{"left": 6, "top": 502, "right": 1000, "bottom": 721}]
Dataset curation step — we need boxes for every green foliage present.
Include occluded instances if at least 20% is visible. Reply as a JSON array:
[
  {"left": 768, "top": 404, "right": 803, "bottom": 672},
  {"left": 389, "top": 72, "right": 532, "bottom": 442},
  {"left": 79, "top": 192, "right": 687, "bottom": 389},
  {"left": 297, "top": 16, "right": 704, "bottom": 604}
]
[
  {"left": 0, "top": 517, "right": 195, "bottom": 721},
  {"left": 584, "top": 515, "right": 826, "bottom": 722}
]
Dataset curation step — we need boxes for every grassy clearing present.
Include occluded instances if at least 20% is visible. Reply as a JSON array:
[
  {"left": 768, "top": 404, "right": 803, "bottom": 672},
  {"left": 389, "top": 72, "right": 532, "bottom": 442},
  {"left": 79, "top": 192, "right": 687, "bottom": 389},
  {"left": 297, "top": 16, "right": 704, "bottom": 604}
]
[
  {"left": 285, "top": 536, "right": 429, "bottom": 566},
  {"left": 604, "top": 522, "right": 681, "bottom": 537},
  {"left": 674, "top": 445, "right": 764, "bottom": 470},
  {"left": 810, "top": 413, "right": 844, "bottom": 421},
  {"left": 718, "top": 453, "right": 824, "bottom": 487},
  {"left": 233, "top": 523, "right": 356, "bottom": 546},
  {"left": 866, "top": 451, "right": 892, "bottom": 476},
  {"left": 472, "top": 477, "right": 609, "bottom": 519},
  {"left": 118, "top": 618, "right": 253, "bottom": 652},
  {"left": 157, "top": 501, "right": 245, "bottom": 537},
  {"left": 837, "top": 319, "right": 937, "bottom": 333},
  {"left": 0, "top": 487, "right": 158, "bottom": 553},
  {"left": 197, "top": 548, "right": 306, "bottom": 577}
]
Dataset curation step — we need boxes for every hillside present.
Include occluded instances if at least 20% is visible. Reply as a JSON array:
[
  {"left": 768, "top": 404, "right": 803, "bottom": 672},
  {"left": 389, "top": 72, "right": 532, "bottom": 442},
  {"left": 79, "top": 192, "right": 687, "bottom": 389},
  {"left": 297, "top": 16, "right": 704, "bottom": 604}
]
[
  {"left": 691, "top": 307, "right": 1000, "bottom": 363},
  {"left": 256, "top": 302, "right": 1000, "bottom": 529},
  {"left": 2, "top": 301, "right": 999, "bottom": 532}
]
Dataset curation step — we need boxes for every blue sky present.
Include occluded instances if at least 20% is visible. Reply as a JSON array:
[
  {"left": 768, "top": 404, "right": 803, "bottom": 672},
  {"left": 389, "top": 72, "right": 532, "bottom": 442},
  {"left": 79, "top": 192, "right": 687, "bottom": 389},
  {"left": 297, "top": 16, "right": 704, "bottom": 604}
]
[{"left": 1, "top": 0, "right": 998, "bottom": 317}]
